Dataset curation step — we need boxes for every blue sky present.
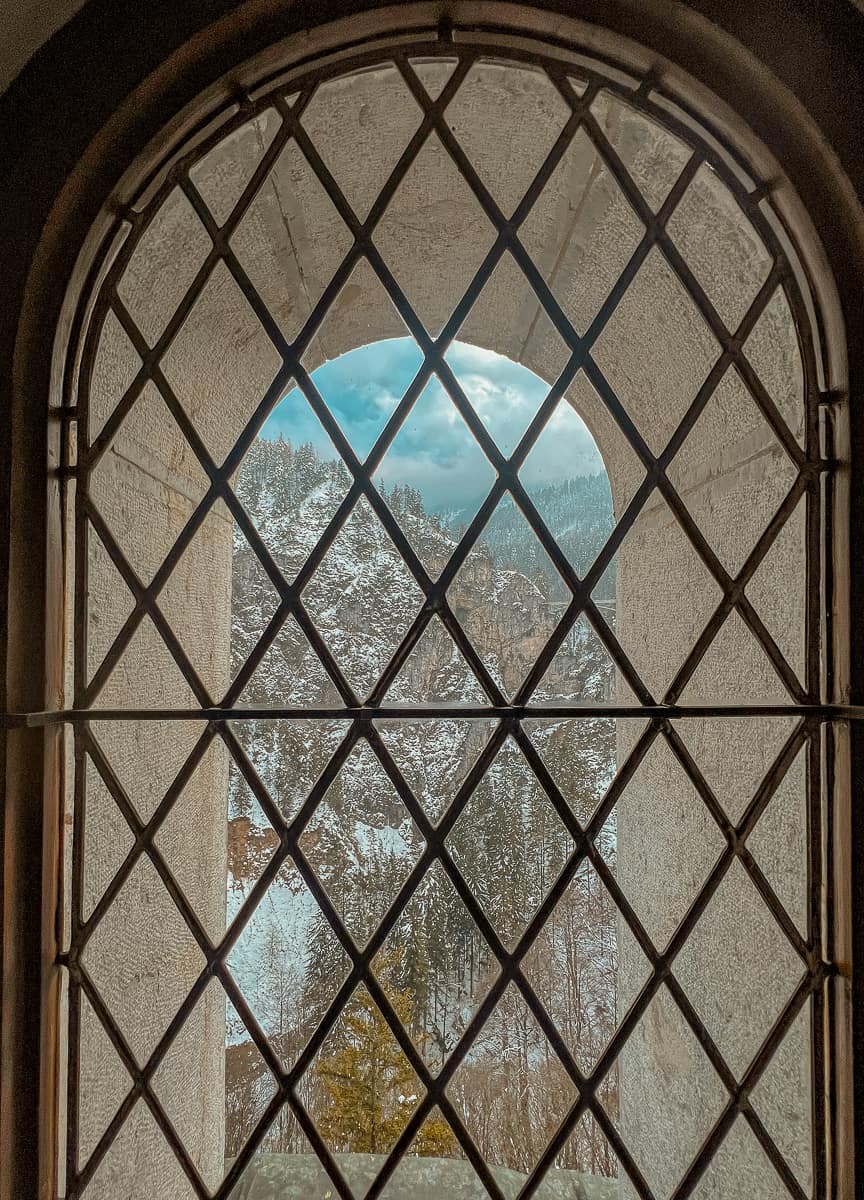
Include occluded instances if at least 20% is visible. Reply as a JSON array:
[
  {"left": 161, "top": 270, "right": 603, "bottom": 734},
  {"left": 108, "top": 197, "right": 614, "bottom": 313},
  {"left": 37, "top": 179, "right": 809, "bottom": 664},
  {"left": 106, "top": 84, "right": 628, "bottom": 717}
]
[{"left": 261, "top": 338, "right": 605, "bottom": 511}]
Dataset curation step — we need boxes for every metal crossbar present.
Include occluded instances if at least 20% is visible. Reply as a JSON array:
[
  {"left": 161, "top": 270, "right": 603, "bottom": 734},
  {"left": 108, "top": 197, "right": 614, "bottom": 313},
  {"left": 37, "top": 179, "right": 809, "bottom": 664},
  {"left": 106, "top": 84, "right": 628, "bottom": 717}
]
[{"left": 50, "top": 27, "right": 841, "bottom": 1200}]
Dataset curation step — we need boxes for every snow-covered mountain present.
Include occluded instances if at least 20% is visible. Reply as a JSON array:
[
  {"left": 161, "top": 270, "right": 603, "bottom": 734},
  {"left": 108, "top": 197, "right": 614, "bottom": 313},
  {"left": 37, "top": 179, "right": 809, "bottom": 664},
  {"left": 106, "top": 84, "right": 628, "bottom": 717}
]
[
  {"left": 224, "top": 436, "right": 620, "bottom": 1176},
  {"left": 443, "top": 472, "right": 615, "bottom": 603}
]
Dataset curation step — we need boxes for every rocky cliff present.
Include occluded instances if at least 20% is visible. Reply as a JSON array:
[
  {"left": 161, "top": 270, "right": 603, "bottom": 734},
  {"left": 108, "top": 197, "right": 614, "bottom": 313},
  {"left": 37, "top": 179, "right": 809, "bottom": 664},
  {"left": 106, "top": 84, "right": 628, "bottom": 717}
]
[{"left": 224, "top": 436, "right": 620, "bottom": 1181}]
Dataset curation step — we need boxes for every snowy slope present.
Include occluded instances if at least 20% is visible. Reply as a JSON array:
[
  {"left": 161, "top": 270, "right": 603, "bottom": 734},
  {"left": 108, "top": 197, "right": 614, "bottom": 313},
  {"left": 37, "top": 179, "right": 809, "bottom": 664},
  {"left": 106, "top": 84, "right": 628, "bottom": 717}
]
[{"left": 224, "top": 437, "right": 620, "bottom": 1159}]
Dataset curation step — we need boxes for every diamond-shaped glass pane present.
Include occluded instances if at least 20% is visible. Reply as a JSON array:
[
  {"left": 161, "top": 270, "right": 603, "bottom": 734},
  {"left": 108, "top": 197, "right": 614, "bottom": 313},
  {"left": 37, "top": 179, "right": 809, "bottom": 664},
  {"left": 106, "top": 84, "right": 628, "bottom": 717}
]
[
  {"left": 190, "top": 107, "right": 283, "bottom": 227},
  {"left": 89, "top": 308, "right": 142, "bottom": 441},
  {"left": 160, "top": 259, "right": 282, "bottom": 467},
  {"left": 447, "top": 497, "right": 568, "bottom": 699},
  {"left": 236, "top": 387, "right": 352, "bottom": 584},
  {"left": 745, "top": 495, "right": 807, "bottom": 688},
  {"left": 383, "top": 615, "right": 488, "bottom": 704},
  {"left": 230, "top": 137, "right": 354, "bottom": 343},
  {"left": 150, "top": 978, "right": 233, "bottom": 1192},
  {"left": 374, "top": 860, "right": 497, "bottom": 1074},
  {"left": 377, "top": 1106, "right": 476, "bottom": 1196},
  {"left": 606, "top": 984, "right": 727, "bottom": 1200},
  {"left": 82, "top": 853, "right": 206, "bottom": 1067},
  {"left": 749, "top": 1000, "right": 813, "bottom": 1195},
  {"left": 444, "top": 59, "right": 570, "bottom": 217},
  {"left": 117, "top": 186, "right": 211, "bottom": 348},
  {"left": 300, "top": 739, "right": 424, "bottom": 947},
  {"left": 158, "top": 496, "right": 277, "bottom": 701},
  {"left": 597, "top": 492, "right": 723, "bottom": 700},
  {"left": 302, "top": 497, "right": 426, "bottom": 699},
  {"left": 546, "top": 609, "right": 624, "bottom": 710},
  {"left": 667, "top": 162, "right": 773, "bottom": 333},
  {"left": 304, "top": 983, "right": 424, "bottom": 1182},
  {"left": 82, "top": 759, "right": 135, "bottom": 923},
  {"left": 674, "top": 859, "right": 804, "bottom": 1077},
  {"left": 447, "top": 736, "right": 572, "bottom": 949},
  {"left": 613, "top": 735, "right": 725, "bottom": 950},
  {"left": 689, "top": 1115, "right": 793, "bottom": 1200},
  {"left": 81, "top": 1098, "right": 199, "bottom": 1200},
  {"left": 665, "top": 365, "right": 799, "bottom": 577},
  {"left": 573, "top": 369, "right": 648, "bottom": 517},
  {"left": 743, "top": 285, "right": 805, "bottom": 446},
  {"left": 226, "top": 771, "right": 281, "bottom": 931},
  {"left": 95, "top": 611, "right": 198, "bottom": 712},
  {"left": 230, "top": 718, "right": 350, "bottom": 825},
  {"left": 85, "top": 527, "right": 136, "bottom": 689},
  {"left": 88, "top": 380, "right": 210, "bottom": 586},
  {"left": 300, "top": 262, "right": 414, "bottom": 454},
  {"left": 375, "top": 718, "right": 498, "bottom": 824},
  {"left": 678, "top": 609, "right": 794, "bottom": 705},
  {"left": 227, "top": 1103, "right": 342, "bottom": 1196},
  {"left": 520, "top": 126, "right": 645, "bottom": 336},
  {"left": 674, "top": 714, "right": 799, "bottom": 827},
  {"left": 227, "top": 857, "right": 351, "bottom": 1070},
  {"left": 374, "top": 132, "right": 497, "bottom": 336},
  {"left": 591, "top": 90, "right": 692, "bottom": 213},
  {"left": 230, "top": 542, "right": 284, "bottom": 687},
  {"left": 89, "top": 720, "right": 207, "bottom": 826},
  {"left": 519, "top": 399, "right": 614, "bottom": 573},
  {"left": 236, "top": 611, "right": 343, "bottom": 708},
  {"left": 376, "top": 377, "right": 496, "bottom": 578},
  {"left": 224, "top": 993, "right": 279, "bottom": 1163},
  {"left": 301, "top": 62, "right": 423, "bottom": 222},
  {"left": 447, "top": 982, "right": 578, "bottom": 1184},
  {"left": 747, "top": 743, "right": 809, "bottom": 937},
  {"left": 555, "top": 1112, "right": 621, "bottom": 1187},
  {"left": 593, "top": 246, "right": 720, "bottom": 456},
  {"left": 523, "top": 717, "right": 617, "bottom": 825},
  {"left": 447, "top": 257, "right": 569, "bottom": 445},
  {"left": 523, "top": 858, "right": 651, "bottom": 1075},
  {"left": 410, "top": 56, "right": 458, "bottom": 100},
  {"left": 77, "top": 989, "right": 134, "bottom": 1166},
  {"left": 155, "top": 736, "right": 255, "bottom": 946}
]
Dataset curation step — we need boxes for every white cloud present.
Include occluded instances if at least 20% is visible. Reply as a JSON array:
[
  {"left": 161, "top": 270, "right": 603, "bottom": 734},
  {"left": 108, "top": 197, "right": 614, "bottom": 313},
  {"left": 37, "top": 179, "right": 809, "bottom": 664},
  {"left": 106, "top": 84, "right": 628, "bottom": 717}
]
[{"left": 263, "top": 338, "right": 606, "bottom": 512}]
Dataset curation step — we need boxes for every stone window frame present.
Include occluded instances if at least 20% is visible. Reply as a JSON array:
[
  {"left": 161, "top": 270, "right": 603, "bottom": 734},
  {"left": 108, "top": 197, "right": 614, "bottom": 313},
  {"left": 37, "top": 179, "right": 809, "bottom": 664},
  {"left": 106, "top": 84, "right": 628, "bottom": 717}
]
[{"left": 0, "top": 4, "right": 859, "bottom": 1199}]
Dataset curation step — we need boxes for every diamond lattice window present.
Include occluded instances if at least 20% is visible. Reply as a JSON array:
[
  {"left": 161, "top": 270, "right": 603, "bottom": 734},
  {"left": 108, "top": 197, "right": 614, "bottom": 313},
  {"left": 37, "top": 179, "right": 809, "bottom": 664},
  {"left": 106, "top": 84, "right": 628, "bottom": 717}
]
[{"left": 57, "top": 31, "right": 839, "bottom": 1200}]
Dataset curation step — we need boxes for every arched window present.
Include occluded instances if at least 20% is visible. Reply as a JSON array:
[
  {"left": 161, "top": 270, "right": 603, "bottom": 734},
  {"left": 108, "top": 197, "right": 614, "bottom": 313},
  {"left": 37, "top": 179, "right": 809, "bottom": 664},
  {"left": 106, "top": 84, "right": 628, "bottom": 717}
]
[{"left": 15, "top": 16, "right": 849, "bottom": 1200}]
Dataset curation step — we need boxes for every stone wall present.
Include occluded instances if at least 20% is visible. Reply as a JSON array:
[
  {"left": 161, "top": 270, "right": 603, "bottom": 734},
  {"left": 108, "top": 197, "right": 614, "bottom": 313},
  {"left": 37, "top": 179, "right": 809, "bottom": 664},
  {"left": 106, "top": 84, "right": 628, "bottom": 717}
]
[{"left": 81, "top": 59, "right": 811, "bottom": 1196}]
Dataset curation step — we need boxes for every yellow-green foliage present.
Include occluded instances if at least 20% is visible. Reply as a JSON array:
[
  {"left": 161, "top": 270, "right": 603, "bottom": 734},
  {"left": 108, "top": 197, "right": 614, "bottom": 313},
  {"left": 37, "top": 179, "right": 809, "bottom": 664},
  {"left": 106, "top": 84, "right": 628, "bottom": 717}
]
[{"left": 314, "top": 950, "right": 458, "bottom": 1159}]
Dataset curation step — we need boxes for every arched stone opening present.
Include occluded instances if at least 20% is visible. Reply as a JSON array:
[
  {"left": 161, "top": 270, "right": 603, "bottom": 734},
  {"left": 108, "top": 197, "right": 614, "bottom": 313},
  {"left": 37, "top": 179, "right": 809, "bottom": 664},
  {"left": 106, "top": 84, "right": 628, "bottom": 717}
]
[{"left": 40, "top": 20, "right": 841, "bottom": 1200}]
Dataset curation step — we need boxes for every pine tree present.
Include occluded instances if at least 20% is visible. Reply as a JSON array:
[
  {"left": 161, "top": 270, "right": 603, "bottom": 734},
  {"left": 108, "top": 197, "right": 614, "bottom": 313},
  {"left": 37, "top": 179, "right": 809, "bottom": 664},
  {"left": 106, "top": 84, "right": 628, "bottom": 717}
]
[
  {"left": 413, "top": 1111, "right": 458, "bottom": 1158},
  {"left": 314, "top": 955, "right": 419, "bottom": 1155}
]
